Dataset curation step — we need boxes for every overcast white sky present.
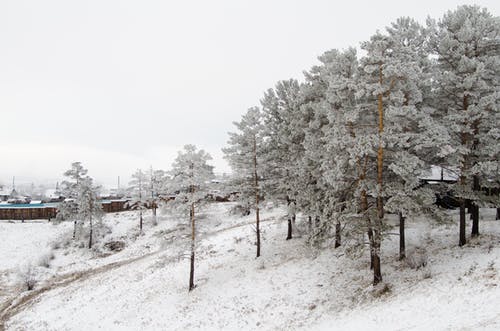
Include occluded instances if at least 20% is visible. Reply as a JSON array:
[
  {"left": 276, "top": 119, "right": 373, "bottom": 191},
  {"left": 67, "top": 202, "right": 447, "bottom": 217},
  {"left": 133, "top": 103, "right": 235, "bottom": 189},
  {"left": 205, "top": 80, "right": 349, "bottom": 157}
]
[{"left": 0, "top": 0, "right": 498, "bottom": 188}]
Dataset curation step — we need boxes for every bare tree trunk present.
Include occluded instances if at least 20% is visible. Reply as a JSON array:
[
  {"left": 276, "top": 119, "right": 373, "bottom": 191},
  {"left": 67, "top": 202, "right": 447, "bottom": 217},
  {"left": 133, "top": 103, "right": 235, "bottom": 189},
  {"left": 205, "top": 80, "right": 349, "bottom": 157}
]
[
  {"left": 372, "top": 217, "right": 383, "bottom": 285},
  {"left": 459, "top": 198, "right": 466, "bottom": 246},
  {"left": 361, "top": 189, "right": 374, "bottom": 270},
  {"left": 256, "top": 206, "right": 261, "bottom": 258},
  {"left": 189, "top": 203, "right": 196, "bottom": 291},
  {"left": 471, "top": 204, "right": 479, "bottom": 237},
  {"left": 308, "top": 216, "right": 312, "bottom": 233},
  {"left": 73, "top": 219, "right": 77, "bottom": 239},
  {"left": 471, "top": 176, "right": 480, "bottom": 237},
  {"left": 368, "top": 227, "right": 374, "bottom": 270},
  {"left": 459, "top": 95, "right": 469, "bottom": 246},
  {"left": 88, "top": 215, "right": 93, "bottom": 249},
  {"left": 496, "top": 208, "right": 500, "bottom": 220},
  {"left": 372, "top": 241, "right": 382, "bottom": 285},
  {"left": 253, "top": 136, "right": 261, "bottom": 258},
  {"left": 152, "top": 205, "right": 158, "bottom": 226},
  {"left": 334, "top": 221, "right": 341, "bottom": 248},
  {"left": 286, "top": 219, "right": 292, "bottom": 240},
  {"left": 399, "top": 212, "right": 405, "bottom": 260},
  {"left": 139, "top": 209, "right": 143, "bottom": 233},
  {"left": 286, "top": 197, "right": 293, "bottom": 240}
]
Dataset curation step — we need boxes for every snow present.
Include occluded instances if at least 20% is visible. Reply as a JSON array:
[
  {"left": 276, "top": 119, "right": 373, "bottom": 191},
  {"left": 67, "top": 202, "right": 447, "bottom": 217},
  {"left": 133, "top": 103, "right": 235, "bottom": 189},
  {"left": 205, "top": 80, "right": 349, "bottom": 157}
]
[
  {"left": 0, "top": 220, "right": 70, "bottom": 271},
  {"left": 420, "top": 165, "right": 459, "bottom": 181},
  {"left": 1, "top": 204, "right": 499, "bottom": 330}
]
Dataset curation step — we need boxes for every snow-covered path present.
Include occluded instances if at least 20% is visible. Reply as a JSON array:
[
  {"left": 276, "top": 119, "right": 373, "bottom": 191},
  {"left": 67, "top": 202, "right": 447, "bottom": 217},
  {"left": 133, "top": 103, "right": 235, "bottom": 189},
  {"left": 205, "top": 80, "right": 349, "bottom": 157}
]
[{"left": 2, "top": 205, "right": 500, "bottom": 330}]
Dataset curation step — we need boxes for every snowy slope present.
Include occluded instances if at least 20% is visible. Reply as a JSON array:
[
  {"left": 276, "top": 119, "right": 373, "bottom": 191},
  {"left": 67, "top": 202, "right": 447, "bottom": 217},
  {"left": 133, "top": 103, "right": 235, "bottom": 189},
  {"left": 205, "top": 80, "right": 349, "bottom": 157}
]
[{"left": 2, "top": 204, "right": 499, "bottom": 330}]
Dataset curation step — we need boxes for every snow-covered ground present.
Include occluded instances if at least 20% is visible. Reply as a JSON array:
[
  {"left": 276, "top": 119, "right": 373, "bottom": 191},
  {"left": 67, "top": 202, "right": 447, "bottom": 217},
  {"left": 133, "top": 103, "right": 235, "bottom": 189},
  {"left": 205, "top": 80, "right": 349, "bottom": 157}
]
[{"left": 1, "top": 204, "right": 499, "bottom": 330}]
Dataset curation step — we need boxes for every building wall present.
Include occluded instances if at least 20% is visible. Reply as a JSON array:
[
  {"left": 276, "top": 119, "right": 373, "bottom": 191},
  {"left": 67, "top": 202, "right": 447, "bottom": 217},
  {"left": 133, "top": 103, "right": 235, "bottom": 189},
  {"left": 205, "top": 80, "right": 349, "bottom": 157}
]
[{"left": 0, "top": 207, "right": 57, "bottom": 220}]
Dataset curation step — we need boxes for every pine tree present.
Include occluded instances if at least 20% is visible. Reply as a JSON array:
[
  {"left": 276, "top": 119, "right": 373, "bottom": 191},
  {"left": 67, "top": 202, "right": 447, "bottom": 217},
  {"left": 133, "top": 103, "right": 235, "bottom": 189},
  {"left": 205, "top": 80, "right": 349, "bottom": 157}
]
[
  {"left": 429, "top": 5, "right": 500, "bottom": 244},
  {"left": 223, "top": 107, "right": 266, "bottom": 257},
  {"left": 58, "top": 162, "right": 89, "bottom": 239},
  {"left": 128, "top": 169, "right": 149, "bottom": 233},
  {"left": 356, "top": 17, "right": 443, "bottom": 283},
  {"left": 147, "top": 167, "right": 167, "bottom": 226},
  {"left": 299, "top": 55, "right": 340, "bottom": 247},
  {"left": 76, "top": 176, "right": 103, "bottom": 249},
  {"left": 261, "top": 79, "right": 302, "bottom": 240},
  {"left": 319, "top": 47, "right": 361, "bottom": 250},
  {"left": 169, "top": 145, "right": 214, "bottom": 291}
]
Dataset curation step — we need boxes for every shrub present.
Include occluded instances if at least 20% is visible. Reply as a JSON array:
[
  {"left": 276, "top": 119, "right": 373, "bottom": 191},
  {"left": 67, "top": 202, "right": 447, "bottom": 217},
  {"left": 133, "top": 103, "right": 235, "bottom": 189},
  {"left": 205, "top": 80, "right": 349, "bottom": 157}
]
[
  {"left": 18, "top": 264, "right": 38, "bottom": 291},
  {"left": 406, "top": 248, "right": 428, "bottom": 270},
  {"left": 37, "top": 251, "right": 55, "bottom": 268}
]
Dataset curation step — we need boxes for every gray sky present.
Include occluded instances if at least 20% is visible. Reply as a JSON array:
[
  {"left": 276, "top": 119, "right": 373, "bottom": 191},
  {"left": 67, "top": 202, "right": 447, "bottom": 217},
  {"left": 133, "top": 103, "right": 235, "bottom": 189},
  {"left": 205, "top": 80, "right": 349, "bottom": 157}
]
[{"left": 1, "top": 0, "right": 498, "bottom": 188}]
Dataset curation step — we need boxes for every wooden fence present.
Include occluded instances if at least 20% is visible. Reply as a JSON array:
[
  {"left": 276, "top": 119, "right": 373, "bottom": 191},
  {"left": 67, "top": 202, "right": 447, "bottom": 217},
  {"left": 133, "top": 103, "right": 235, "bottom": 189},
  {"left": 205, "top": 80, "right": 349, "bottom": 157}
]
[
  {"left": 0, "top": 207, "right": 57, "bottom": 220},
  {"left": 0, "top": 200, "right": 130, "bottom": 220}
]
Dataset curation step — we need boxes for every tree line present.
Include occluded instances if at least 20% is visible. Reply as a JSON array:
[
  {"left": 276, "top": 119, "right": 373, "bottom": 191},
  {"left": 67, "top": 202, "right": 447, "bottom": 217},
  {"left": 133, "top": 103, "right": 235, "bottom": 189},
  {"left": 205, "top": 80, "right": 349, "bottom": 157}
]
[{"left": 223, "top": 5, "right": 499, "bottom": 285}]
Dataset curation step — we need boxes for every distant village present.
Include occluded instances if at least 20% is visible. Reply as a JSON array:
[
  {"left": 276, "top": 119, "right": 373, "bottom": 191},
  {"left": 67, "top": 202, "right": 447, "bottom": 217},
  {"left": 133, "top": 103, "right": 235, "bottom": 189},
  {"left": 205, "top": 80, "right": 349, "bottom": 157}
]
[
  {"left": 0, "top": 176, "right": 230, "bottom": 221},
  {"left": 0, "top": 180, "right": 120, "bottom": 204}
]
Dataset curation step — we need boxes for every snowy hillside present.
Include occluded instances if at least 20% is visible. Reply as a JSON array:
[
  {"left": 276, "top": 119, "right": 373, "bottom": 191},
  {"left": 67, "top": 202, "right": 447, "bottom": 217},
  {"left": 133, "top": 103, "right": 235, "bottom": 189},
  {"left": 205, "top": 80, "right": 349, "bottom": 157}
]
[{"left": 1, "top": 203, "right": 499, "bottom": 330}]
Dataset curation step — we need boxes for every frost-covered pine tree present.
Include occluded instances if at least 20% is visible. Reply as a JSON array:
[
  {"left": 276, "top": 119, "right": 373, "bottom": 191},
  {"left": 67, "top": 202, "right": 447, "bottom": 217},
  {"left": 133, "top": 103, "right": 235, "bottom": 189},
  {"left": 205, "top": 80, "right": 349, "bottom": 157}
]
[
  {"left": 76, "top": 176, "right": 103, "bottom": 249},
  {"left": 429, "top": 5, "right": 500, "bottom": 244},
  {"left": 380, "top": 17, "right": 444, "bottom": 260},
  {"left": 298, "top": 58, "right": 336, "bottom": 246},
  {"left": 169, "top": 145, "right": 214, "bottom": 291},
  {"left": 355, "top": 17, "right": 443, "bottom": 283},
  {"left": 316, "top": 47, "right": 361, "bottom": 251},
  {"left": 223, "top": 107, "right": 266, "bottom": 257},
  {"left": 261, "top": 79, "right": 303, "bottom": 240},
  {"left": 58, "top": 162, "right": 89, "bottom": 239},
  {"left": 128, "top": 169, "right": 149, "bottom": 233},
  {"left": 147, "top": 167, "right": 168, "bottom": 226}
]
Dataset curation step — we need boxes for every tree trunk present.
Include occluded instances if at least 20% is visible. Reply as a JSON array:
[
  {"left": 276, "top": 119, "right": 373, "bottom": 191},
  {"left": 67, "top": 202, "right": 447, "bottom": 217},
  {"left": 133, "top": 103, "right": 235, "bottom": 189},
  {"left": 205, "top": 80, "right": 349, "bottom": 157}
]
[
  {"left": 372, "top": 217, "right": 383, "bottom": 285},
  {"left": 368, "top": 228, "right": 374, "bottom": 270},
  {"left": 334, "top": 221, "right": 341, "bottom": 248},
  {"left": 308, "top": 216, "right": 312, "bottom": 233},
  {"left": 459, "top": 95, "right": 469, "bottom": 246},
  {"left": 361, "top": 189, "right": 374, "bottom": 270},
  {"left": 139, "top": 209, "right": 143, "bottom": 233},
  {"left": 471, "top": 175, "right": 480, "bottom": 237},
  {"left": 372, "top": 244, "right": 382, "bottom": 285},
  {"left": 189, "top": 203, "right": 195, "bottom": 291},
  {"left": 286, "top": 219, "right": 292, "bottom": 240},
  {"left": 73, "top": 219, "right": 77, "bottom": 239},
  {"left": 256, "top": 206, "right": 261, "bottom": 257},
  {"left": 399, "top": 212, "right": 405, "bottom": 260},
  {"left": 253, "top": 136, "right": 261, "bottom": 258},
  {"left": 285, "top": 197, "right": 293, "bottom": 240},
  {"left": 88, "top": 215, "right": 93, "bottom": 249},
  {"left": 459, "top": 198, "right": 466, "bottom": 246},
  {"left": 496, "top": 208, "right": 500, "bottom": 220},
  {"left": 376, "top": 67, "right": 385, "bottom": 221},
  {"left": 372, "top": 66, "right": 385, "bottom": 285},
  {"left": 471, "top": 204, "right": 479, "bottom": 237},
  {"left": 152, "top": 206, "right": 157, "bottom": 226}
]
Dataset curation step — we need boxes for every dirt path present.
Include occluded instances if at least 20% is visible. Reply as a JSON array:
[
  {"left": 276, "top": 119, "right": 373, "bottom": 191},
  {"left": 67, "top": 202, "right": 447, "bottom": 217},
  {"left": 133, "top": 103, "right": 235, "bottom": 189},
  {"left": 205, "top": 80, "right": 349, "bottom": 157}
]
[
  {"left": 0, "top": 215, "right": 281, "bottom": 330},
  {"left": 0, "top": 249, "right": 162, "bottom": 331}
]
